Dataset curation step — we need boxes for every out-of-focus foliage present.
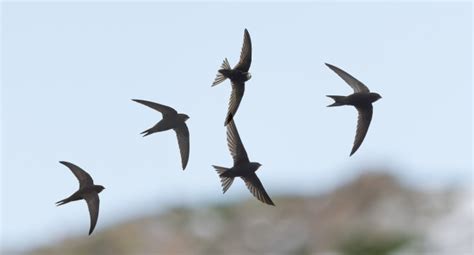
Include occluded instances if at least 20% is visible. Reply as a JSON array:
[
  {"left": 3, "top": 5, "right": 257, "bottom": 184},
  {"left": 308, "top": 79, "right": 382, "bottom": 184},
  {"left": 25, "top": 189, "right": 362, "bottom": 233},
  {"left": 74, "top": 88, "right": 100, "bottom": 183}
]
[
  {"left": 9, "top": 172, "right": 468, "bottom": 255},
  {"left": 338, "top": 232, "right": 411, "bottom": 255}
]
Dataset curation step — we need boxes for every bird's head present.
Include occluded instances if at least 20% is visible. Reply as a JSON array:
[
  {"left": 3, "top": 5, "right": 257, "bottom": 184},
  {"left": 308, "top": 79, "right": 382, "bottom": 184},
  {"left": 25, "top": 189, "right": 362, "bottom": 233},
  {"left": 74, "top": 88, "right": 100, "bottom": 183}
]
[
  {"left": 246, "top": 72, "right": 252, "bottom": 81},
  {"left": 95, "top": 185, "right": 105, "bottom": 193},
  {"left": 369, "top": 92, "right": 382, "bottom": 102},
  {"left": 178, "top": 114, "right": 190, "bottom": 122},
  {"left": 251, "top": 162, "right": 262, "bottom": 171}
]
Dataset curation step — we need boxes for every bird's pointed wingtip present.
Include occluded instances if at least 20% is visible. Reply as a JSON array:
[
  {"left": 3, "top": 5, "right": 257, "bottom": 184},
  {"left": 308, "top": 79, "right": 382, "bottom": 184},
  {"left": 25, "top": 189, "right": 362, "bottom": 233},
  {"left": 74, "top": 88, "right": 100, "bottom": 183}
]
[{"left": 266, "top": 200, "right": 276, "bottom": 206}]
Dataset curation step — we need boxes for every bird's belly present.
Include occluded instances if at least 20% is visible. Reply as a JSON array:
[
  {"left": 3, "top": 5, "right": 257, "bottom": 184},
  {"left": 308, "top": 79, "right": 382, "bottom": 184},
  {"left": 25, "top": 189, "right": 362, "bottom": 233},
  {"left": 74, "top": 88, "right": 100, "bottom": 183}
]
[
  {"left": 346, "top": 93, "right": 372, "bottom": 106},
  {"left": 231, "top": 165, "right": 253, "bottom": 177},
  {"left": 70, "top": 191, "right": 85, "bottom": 201},
  {"left": 155, "top": 119, "right": 176, "bottom": 132},
  {"left": 230, "top": 71, "right": 249, "bottom": 83}
]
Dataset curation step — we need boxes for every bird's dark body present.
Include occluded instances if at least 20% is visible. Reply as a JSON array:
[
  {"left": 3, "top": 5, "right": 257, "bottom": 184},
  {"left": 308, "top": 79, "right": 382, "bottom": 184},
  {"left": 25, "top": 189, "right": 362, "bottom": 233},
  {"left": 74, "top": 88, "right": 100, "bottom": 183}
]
[
  {"left": 58, "top": 185, "right": 105, "bottom": 205},
  {"left": 331, "top": 92, "right": 381, "bottom": 107},
  {"left": 221, "top": 162, "right": 261, "bottom": 178},
  {"left": 148, "top": 114, "right": 188, "bottom": 134},
  {"left": 152, "top": 119, "right": 175, "bottom": 132},
  {"left": 218, "top": 69, "right": 251, "bottom": 84}
]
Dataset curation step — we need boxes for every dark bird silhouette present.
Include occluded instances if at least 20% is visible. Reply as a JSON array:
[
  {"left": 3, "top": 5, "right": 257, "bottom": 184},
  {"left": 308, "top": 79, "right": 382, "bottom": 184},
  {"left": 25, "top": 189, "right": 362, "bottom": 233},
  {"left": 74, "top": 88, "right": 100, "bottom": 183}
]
[
  {"left": 212, "top": 28, "right": 252, "bottom": 126},
  {"left": 132, "top": 99, "right": 190, "bottom": 170},
  {"left": 213, "top": 120, "right": 274, "bottom": 206},
  {"left": 325, "top": 63, "right": 382, "bottom": 156},
  {"left": 56, "top": 161, "right": 105, "bottom": 235}
]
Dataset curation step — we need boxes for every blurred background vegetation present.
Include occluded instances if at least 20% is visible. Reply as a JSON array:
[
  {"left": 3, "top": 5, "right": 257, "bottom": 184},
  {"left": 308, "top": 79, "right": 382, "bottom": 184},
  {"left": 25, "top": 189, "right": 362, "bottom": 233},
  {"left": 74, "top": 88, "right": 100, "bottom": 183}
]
[{"left": 5, "top": 170, "right": 471, "bottom": 255}]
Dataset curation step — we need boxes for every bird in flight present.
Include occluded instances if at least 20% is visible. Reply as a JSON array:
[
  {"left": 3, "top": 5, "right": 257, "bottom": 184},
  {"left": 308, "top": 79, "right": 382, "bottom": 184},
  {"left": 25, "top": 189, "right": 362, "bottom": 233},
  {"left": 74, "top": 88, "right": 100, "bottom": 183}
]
[
  {"left": 56, "top": 161, "right": 105, "bottom": 235},
  {"left": 132, "top": 99, "right": 190, "bottom": 170},
  {"left": 325, "top": 63, "right": 382, "bottom": 156},
  {"left": 213, "top": 120, "right": 274, "bottom": 206},
  {"left": 212, "top": 28, "right": 252, "bottom": 126}
]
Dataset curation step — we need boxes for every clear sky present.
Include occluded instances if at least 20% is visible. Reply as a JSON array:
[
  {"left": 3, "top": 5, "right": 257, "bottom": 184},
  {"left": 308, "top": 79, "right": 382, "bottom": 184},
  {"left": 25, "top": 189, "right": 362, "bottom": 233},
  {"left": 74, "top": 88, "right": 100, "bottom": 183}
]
[{"left": 1, "top": 1, "right": 472, "bottom": 251}]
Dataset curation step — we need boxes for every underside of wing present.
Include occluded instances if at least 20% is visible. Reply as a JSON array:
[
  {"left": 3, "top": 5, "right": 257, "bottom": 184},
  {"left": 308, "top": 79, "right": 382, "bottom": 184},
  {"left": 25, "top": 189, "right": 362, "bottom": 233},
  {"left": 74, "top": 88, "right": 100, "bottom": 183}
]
[
  {"left": 351, "top": 105, "right": 373, "bottom": 156},
  {"left": 242, "top": 173, "right": 275, "bottom": 206},
  {"left": 325, "top": 63, "right": 370, "bottom": 93},
  {"left": 84, "top": 193, "right": 100, "bottom": 235},
  {"left": 59, "top": 161, "right": 94, "bottom": 188},
  {"left": 132, "top": 99, "right": 178, "bottom": 116},
  {"left": 234, "top": 29, "right": 252, "bottom": 72},
  {"left": 226, "top": 119, "right": 249, "bottom": 165},
  {"left": 224, "top": 82, "right": 245, "bottom": 125},
  {"left": 174, "top": 124, "right": 190, "bottom": 170}
]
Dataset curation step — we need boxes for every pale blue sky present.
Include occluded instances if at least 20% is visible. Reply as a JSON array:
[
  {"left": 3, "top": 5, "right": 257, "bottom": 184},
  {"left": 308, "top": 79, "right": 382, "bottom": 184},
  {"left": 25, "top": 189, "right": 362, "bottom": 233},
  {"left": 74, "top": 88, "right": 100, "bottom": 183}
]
[{"left": 1, "top": 1, "right": 472, "bottom": 251}]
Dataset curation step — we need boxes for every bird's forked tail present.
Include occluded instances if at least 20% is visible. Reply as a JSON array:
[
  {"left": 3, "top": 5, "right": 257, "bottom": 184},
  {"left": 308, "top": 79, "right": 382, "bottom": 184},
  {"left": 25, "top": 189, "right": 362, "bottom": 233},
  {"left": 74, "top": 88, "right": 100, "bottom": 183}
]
[
  {"left": 212, "top": 58, "right": 231, "bottom": 87},
  {"left": 140, "top": 128, "right": 154, "bottom": 137},
  {"left": 212, "top": 165, "right": 234, "bottom": 193},
  {"left": 55, "top": 198, "right": 70, "bottom": 206},
  {"left": 326, "top": 95, "right": 347, "bottom": 107}
]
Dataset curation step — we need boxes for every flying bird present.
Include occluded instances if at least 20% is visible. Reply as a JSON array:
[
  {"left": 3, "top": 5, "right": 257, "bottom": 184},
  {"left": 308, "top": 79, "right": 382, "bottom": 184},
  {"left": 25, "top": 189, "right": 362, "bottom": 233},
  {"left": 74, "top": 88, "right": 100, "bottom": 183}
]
[
  {"left": 132, "top": 99, "right": 190, "bottom": 170},
  {"left": 56, "top": 161, "right": 105, "bottom": 235},
  {"left": 325, "top": 63, "right": 382, "bottom": 156},
  {"left": 212, "top": 28, "right": 252, "bottom": 126},
  {"left": 213, "top": 120, "right": 274, "bottom": 206}
]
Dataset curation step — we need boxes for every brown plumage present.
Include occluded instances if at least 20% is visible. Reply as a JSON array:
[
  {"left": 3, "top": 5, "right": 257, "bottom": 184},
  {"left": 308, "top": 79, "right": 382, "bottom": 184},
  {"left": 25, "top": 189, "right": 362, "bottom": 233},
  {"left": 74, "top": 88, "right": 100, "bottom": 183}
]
[
  {"left": 213, "top": 120, "right": 274, "bottom": 206},
  {"left": 326, "top": 63, "right": 382, "bottom": 156},
  {"left": 56, "top": 161, "right": 105, "bottom": 235},
  {"left": 132, "top": 99, "right": 190, "bottom": 170},
  {"left": 212, "top": 29, "right": 252, "bottom": 126}
]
